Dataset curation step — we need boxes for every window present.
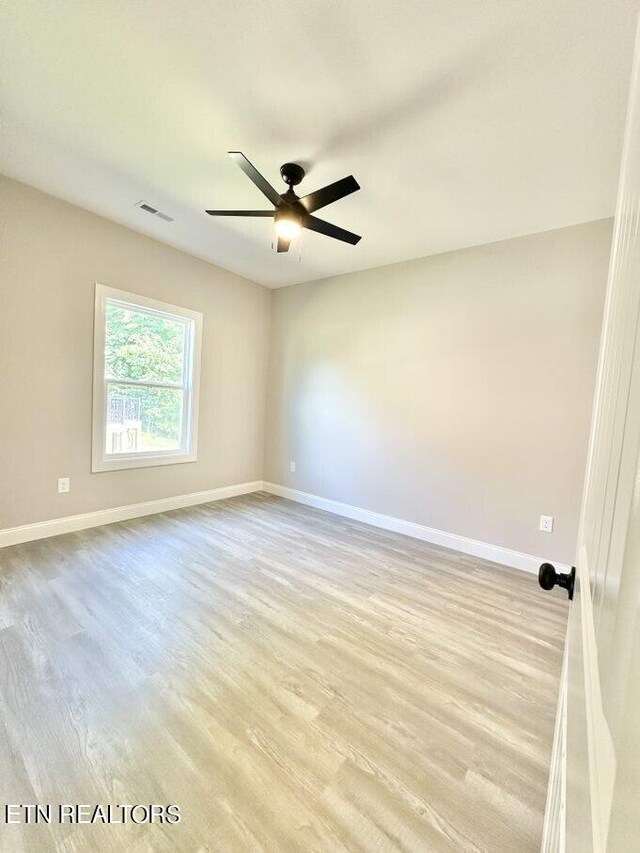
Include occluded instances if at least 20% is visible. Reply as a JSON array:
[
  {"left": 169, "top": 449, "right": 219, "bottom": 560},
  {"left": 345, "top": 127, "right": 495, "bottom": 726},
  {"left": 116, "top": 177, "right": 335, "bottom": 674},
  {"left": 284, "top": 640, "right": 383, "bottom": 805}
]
[{"left": 92, "top": 284, "right": 202, "bottom": 472}]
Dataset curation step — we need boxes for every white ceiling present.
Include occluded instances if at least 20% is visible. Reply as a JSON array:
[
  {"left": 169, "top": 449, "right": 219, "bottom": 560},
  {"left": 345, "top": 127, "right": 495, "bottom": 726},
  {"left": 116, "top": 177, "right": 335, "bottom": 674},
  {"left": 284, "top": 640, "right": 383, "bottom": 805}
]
[{"left": 1, "top": 1, "right": 638, "bottom": 288}]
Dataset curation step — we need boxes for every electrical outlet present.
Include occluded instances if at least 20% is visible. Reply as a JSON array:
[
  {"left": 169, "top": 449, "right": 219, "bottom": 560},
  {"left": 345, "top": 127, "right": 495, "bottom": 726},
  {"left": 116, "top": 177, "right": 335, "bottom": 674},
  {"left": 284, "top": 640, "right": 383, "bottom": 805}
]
[
  {"left": 539, "top": 515, "right": 554, "bottom": 533},
  {"left": 58, "top": 477, "right": 70, "bottom": 494},
  {"left": 289, "top": 461, "right": 296, "bottom": 473}
]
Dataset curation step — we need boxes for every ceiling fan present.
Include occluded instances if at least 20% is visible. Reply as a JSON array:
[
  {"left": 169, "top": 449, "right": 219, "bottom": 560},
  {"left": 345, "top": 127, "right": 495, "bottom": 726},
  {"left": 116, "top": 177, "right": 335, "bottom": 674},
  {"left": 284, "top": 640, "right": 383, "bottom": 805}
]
[{"left": 206, "top": 152, "right": 361, "bottom": 253}]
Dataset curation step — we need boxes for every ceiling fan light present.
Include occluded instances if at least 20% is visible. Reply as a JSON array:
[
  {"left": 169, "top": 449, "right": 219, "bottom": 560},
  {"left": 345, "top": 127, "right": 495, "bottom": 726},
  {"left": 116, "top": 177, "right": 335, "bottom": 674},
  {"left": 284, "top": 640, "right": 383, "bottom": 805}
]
[{"left": 274, "top": 214, "right": 302, "bottom": 240}]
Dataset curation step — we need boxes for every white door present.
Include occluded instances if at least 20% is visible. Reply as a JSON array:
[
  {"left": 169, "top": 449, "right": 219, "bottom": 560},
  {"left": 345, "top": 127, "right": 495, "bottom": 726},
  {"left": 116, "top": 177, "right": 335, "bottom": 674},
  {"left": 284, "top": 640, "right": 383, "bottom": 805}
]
[{"left": 542, "top": 17, "right": 640, "bottom": 853}]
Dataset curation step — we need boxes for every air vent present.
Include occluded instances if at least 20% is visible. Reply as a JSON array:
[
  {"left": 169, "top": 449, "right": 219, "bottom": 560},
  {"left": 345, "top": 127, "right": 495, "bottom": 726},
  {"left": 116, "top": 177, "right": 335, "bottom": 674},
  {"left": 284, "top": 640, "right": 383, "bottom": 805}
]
[{"left": 134, "top": 200, "right": 174, "bottom": 222}]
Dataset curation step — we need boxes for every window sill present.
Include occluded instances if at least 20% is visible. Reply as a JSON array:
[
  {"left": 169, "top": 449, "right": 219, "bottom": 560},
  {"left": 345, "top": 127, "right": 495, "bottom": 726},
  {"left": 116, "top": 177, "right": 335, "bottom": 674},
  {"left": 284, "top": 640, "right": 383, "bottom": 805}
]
[{"left": 91, "top": 450, "right": 198, "bottom": 473}]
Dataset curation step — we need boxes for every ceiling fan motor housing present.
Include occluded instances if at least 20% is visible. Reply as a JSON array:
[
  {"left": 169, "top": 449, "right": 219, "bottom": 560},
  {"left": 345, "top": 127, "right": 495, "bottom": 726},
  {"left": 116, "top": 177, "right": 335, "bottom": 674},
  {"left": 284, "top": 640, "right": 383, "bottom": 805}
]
[{"left": 280, "top": 162, "right": 305, "bottom": 187}]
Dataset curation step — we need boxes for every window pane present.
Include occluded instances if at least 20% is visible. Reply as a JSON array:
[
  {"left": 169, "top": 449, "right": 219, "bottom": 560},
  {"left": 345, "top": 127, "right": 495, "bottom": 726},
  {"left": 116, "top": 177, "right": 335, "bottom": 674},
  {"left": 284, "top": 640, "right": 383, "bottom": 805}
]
[
  {"left": 105, "top": 301, "right": 187, "bottom": 384},
  {"left": 106, "top": 383, "right": 184, "bottom": 454}
]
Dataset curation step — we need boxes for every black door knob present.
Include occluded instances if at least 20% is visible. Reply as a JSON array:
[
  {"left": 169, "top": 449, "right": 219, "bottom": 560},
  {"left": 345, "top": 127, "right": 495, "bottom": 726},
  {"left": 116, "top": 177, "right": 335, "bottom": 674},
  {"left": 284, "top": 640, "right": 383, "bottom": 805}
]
[{"left": 538, "top": 563, "right": 576, "bottom": 600}]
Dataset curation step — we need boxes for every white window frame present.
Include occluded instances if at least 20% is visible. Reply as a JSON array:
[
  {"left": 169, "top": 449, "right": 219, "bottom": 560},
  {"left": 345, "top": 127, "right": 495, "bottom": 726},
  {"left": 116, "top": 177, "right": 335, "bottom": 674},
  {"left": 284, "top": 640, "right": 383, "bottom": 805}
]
[{"left": 92, "top": 283, "right": 202, "bottom": 472}]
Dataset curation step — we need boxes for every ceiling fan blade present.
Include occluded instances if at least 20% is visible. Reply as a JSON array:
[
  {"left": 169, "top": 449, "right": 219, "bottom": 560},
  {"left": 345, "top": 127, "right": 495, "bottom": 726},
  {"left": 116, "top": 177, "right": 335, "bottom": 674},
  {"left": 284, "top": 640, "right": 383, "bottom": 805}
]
[
  {"left": 205, "top": 210, "right": 274, "bottom": 216},
  {"left": 303, "top": 214, "right": 361, "bottom": 245},
  {"left": 299, "top": 175, "right": 360, "bottom": 213},
  {"left": 276, "top": 236, "right": 291, "bottom": 253},
  {"left": 228, "top": 152, "right": 282, "bottom": 207}
]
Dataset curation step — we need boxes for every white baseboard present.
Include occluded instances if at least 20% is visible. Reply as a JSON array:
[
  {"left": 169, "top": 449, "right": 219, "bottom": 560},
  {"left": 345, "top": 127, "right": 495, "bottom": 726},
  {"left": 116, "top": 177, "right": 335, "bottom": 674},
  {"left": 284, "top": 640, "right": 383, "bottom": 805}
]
[
  {"left": 1, "top": 479, "right": 569, "bottom": 576},
  {"left": 0, "top": 481, "right": 263, "bottom": 548},
  {"left": 262, "top": 481, "right": 569, "bottom": 575}
]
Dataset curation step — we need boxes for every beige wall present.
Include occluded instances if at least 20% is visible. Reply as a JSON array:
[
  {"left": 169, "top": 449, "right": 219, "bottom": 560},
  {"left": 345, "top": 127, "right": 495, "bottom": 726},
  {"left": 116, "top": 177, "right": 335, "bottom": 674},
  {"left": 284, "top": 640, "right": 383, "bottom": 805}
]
[
  {"left": 0, "top": 175, "right": 271, "bottom": 528},
  {"left": 265, "top": 220, "right": 612, "bottom": 564},
  {"left": 0, "top": 173, "right": 611, "bottom": 564}
]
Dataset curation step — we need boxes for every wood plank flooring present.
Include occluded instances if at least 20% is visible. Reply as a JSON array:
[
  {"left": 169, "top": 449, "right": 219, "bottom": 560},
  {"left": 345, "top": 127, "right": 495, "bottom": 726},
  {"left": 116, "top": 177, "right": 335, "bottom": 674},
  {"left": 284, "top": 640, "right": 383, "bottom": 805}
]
[{"left": 0, "top": 492, "right": 568, "bottom": 852}]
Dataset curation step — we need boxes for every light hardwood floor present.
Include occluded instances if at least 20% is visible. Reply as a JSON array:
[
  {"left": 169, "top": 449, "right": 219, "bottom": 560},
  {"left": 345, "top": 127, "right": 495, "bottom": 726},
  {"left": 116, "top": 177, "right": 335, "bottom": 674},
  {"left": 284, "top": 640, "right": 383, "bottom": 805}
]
[{"left": 0, "top": 492, "right": 567, "bottom": 852}]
